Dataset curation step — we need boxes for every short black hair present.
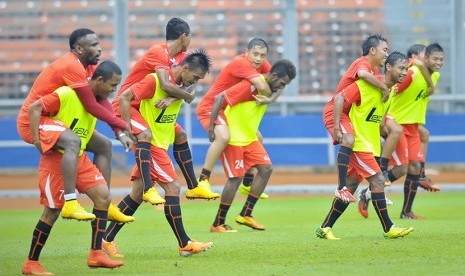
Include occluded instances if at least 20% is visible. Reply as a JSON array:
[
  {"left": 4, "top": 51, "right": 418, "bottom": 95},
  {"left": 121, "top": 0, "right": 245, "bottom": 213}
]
[
  {"left": 69, "top": 28, "right": 95, "bottom": 50},
  {"left": 92, "top": 60, "right": 122, "bottom": 81},
  {"left": 407, "top": 44, "right": 426, "bottom": 58},
  {"left": 270, "top": 59, "right": 297, "bottom": 80},
  {"left": 425, "top": 43, "right": 444, "bottom": 57},
  {"left": 182, "top": 49, "right": 211, "bottom": 74},
  {"left": 166, "top": 17, "right": 190, "bottom": 41},
  {"left": 385, "top": 51, "right": 407, "bottom": 71},
  {"left": 361, "top": 34, "right": 388, "bottom": 56},
  {"left": 247, "top": 38, "right": 269, "bottom": 52}
]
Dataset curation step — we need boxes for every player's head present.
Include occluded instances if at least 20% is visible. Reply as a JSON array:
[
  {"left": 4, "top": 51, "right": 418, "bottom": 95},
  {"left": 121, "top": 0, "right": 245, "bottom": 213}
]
[
  {"left": 425, "top": 43, "right": 445, "bottom": 72},
  {"left": 407, "top": 44, "right": 426, "bottom": 59},
  {"left": 267, "top": 59, "right": 297, "bottom": 93},
  {"left": 69, "top": 28, "right": 101, "bottom": 66},
  {"left": 180, "top": 49, "right": 211, "bottom": 87},
  {"left": 166, "top": 17, "right": 191, "bottom": 51},
  {"left": 384, "top": 51, "right": 408, "bottom": 84},
  {"left": 90, "top": 60, "right": 122, "bottom": 99},
  {"left": 246, "top": 38, "right": 269, "bottom": 69},
  {"left": 361, "top": 34, "right": 388, "bottom": 67}
]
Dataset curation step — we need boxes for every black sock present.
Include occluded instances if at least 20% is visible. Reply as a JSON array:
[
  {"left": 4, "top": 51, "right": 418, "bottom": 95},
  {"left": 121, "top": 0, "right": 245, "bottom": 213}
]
[
  {"left": 387, "top": 170, "right": 400, "bottom": 182},
  {"left": 379, "top": 157, "right": 389, "bottom": 172},
  {"left": 242, "top": 173, "right": 254, "bottom": 187},
  {"left": 371, "top": 192, "right": 393, "bottom": 232},
  {"left": 337, "top": 146, "right": 352, "bottom": 190},
  {"left": 135, "top": 141, "right": 152, "bottom": 192},
  {"left": 420, "top": 161, "right": 426, "bottom": 178},
  {"left": 402, "top": 174, "right": 419, "bottom": 215},
  {"left": 91, "top": 209, "right": 107, "bottom": 250},
  {"left": 212, "top": 202, "right": 231, "bottom": 226},
  {"left": 321, "top": 198, "right": 349, "bottom": 228},
  {"left": 28, "top": 219, "right": 52, "bottom": 261},
  {"left": 173, "top": 142, "right": 197, "bottom": 190},
  {"left": 240, "top": 193, "right": 259, "bottom": 217},
  {"left": 199, "top": 168, "right": 211, "bottom": 182},
  {"left": 164, "top": 196, "right": 190, "bottom": 248},
  {"left": 104, "top": 195, "right": 140, "bottom": 242}
]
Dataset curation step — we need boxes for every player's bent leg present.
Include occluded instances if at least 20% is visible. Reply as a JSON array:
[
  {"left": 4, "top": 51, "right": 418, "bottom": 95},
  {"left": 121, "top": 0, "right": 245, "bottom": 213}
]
[{"left": 86, "top": 132, "right": 112, "bottom": 187}]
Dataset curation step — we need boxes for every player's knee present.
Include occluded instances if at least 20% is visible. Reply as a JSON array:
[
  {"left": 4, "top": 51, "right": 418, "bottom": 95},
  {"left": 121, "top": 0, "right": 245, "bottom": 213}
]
[
  {"left": 41, "top": 208, "right": 61, "bottom": 225},
  {"left": 214, "top": 126, "right": 230, "bottom": 144},
  {"left": 164, "top": 181, "right": 181, "bottom": 195},
  {"left": 391, "top": 124, "right": 403, "bottom": 137},
  {"left": 342, "top": 134, "right": 354, "bottom": 147},
  {"left": 370, "top": 174, "right": 385, "bottom": 192},
  {"left": 174, "top": 130, "right": 187, "bottom": 144},
  {"left": 420, "top": 128, "right": 430, "bottom": 142},
  {"left": 64, "top": 134, "right": 81, "bottom": 154},
  {"left": 138, "top": 130, "right": 152, "bottom": 142}
]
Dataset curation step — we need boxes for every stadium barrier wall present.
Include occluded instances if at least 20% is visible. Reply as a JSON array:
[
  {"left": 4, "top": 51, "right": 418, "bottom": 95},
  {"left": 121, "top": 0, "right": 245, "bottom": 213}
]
[{"left": 1, "top": 113, "right": 464, "bottom": 169}]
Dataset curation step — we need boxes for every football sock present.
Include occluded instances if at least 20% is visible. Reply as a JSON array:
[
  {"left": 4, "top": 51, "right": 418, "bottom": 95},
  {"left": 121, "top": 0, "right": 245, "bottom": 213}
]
[
  {"left": 402, "top": 174, "right": 419, "bottom": 214},
  {"left": 164, "top": 196, "right": 190, "bottom": 248},
  {"left": 199, "top": 168, "right": 211, "bottom": 182},
  {"left": 242, "top": 173, "right": 254, "bottom": 187},
  {"left": 420, "top": 161, "right": 426, "bottom": 178},
  {"left": 240, "top": 193, "right": 259, "bottom": 217},
  {"left": 27, "top": 219, "right": 52, "bottom": 261},
  {"left": 173, "top": 142, "right": 197, "bottom": 190},
  {"left": 371, "top": 191, "right": 393, "bottom": 232},
  {"left": 379, "top": 157, "right": 389, "bottom": 172},
  {"left": 387, "top": 169, "right": 400, "bottom": 182},
  {"left": 212, "top": 202, "right": 231, "bottom": 227},
  {"left": 135, "top": 141, "right": 152, "bottom": 192},
  {"left": 321, "top": 198, "right": 349, "bottom": 228},
  {"left": 91, "top": 208, "right": 107, "bottom": 250},
  {"left": 64, "top": 193, "right": 77, "bottom": 201},
  {"left": 337, "top": 146, "right": 352, "bottom": 190},
  {"left": 104, "top": 195, "right": 140, "bottom": 242}
]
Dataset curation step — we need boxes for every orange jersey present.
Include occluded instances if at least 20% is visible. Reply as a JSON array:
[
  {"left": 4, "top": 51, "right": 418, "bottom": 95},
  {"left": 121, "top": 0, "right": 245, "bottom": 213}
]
[
  {"left": 196, "top": 53, "right": 271, "bottom": 116},
  {"left": 335, "top": 56, "right": 379, "bottom": 93},
  {"left": 17, "top": 52, "right": 96, "bottom": 126},
  {"left": 113, "top": 43, "right": 186, "bottom": 112}
]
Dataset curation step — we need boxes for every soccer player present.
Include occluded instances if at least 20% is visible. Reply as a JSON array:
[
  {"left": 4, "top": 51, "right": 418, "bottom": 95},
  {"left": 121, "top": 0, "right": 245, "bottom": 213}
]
[
  {"left": 111, "top": 17, "right": 219, "bottom": 201},
  {"left": 22, "top": 61, "right": 125, "bottom": 275},
  {"left": 358, "top": 44, "right": 437, "bottom": 218},
  {"left": 196, "top": 38, "right": 274, "bottom": 199},
  {"left": 103, "top": 50, "right": 214, "bottom": 257},
  {"left": 17, "top": 28, "right": 132, "bottom": 222},
  {"left": 316, "top": 52, "right": 414, "bottom": 240},
  {"left": 324, "top": 34, "right": 391, "bottom": 203},
  {"left": 207, "top": 60, "right": 296, "bottom": 232},
  {"left": 388, "top": 43, "right": 444, "bottom": 219}
]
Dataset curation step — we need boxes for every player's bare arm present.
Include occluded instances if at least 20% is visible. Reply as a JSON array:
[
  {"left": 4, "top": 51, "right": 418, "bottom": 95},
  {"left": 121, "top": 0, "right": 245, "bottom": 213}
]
[
  {"left": 333, "top": 93, "right": 344, "bottom": 143},
  {"left": 358, "top": 70, "right": 390, "bottom": 102},
  {"left": 250, "top": 75, "right": 272, "bottom": 97},
  {"left": 28, "top": 100, "right": 44, "bottom": 154},
  {"left": 208, "top": 93, "right": 226, "bottom": 142},
  {"left": 156, "top": 69, "right": 195, "bottom": 103}
]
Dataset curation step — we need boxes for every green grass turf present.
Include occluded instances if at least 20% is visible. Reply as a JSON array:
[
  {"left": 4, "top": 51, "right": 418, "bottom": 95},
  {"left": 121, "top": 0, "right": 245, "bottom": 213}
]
[{"left": 1, "top": 191, "right": 465, "bottom": 275}]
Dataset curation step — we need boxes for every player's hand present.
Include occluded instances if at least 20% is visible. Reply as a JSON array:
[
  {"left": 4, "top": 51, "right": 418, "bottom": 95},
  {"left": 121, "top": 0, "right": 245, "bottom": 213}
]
[
  {"left": 118, "top": 133, "right": 134, "bottom": 152},
  {"left": 333, "top": 128, "right": 343, "bottom": 144},
  {"left": 208, "top": 127, "right": 215, "bottom": 142},
  {"left": 154, "top": 98, "right": 174, "bottom": 109},
  {"left": 184, "top": 86, "right": 196, "bottom": 104},
  {"left": 426, "top": 86, "right": 435, "bottom": 96},
  {"left": 381, "top": 87, "right": 390, "bottom": 103},
  {"left": 253, "top": 94, "right": 272, "bottom": 105},
  {"left": 33, "top": 140, "right": 43, "bottom": 154}
]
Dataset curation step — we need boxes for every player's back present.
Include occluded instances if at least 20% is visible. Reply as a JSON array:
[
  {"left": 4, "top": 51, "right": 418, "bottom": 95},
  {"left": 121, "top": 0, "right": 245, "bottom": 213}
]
[
  {"left": 335, "top": 56, "right": 378, "bottom": 93},
  {"left": 198, "top": 54, "right": 270, "bottom": 112},
  {"left": 18, "top": 52, "right": 94, "bottom": 124}
]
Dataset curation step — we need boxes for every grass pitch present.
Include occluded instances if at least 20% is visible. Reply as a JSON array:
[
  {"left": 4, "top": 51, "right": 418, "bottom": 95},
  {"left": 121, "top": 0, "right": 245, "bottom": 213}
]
[{"left": 1, "top": 191, "right": 465, "bottom": 275}]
